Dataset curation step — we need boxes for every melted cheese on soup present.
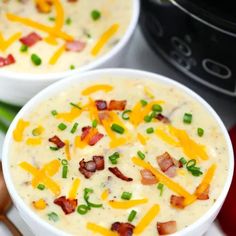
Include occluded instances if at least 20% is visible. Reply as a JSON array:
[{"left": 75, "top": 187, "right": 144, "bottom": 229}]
[
  {"left": 10, "top": 76, "right": 229, "bottom": 235},
  {"left": 0, "top": 0, "right": 132, "bottom": 73}
]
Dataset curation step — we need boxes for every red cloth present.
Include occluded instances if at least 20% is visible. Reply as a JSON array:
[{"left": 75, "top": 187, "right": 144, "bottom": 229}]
[{"left": 218, "top": 125, "right": 236, "bottom": 235}]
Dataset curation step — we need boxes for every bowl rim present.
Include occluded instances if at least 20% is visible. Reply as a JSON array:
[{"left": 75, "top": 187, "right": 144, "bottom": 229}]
[
  {"left": 0, "top": 0, "right": 140, "bottom": 81},
  {"left": 2, "top": 68, "right": 234, "bottom": 236}
]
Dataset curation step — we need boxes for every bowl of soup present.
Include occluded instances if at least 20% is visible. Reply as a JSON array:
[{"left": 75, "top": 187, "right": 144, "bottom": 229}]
[
  {"left": 2, "top": 69, "right": 234, "bottom": 236},
  {"left": 0, "top": 0, "right": 139, "bottom": 105}
]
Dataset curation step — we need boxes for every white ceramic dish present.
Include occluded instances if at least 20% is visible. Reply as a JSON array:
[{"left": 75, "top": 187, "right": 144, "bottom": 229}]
[
  {"left": 0, "top": 0, "right": 140, "bottom": 106},
  {"left": 2, "top": 69, "right": 234, "bottom": 236}
]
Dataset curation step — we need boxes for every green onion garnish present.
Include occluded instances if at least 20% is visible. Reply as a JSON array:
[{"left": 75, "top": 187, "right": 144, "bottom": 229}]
[
  {"left": 31, "top": 54, "right": 42, "bottom": 66},
  {"left": 122, "top": 110, "right": 131, "bottom": 120},
  {"left": 152, "top": 104, "right": 163, "bottom": 112},
  {"left": 179, "top": 157, "right": 187, "bottom": 165},
  {"left": 65, "top": 17, "right": 72, "bottom": 25},
  {"left": 121, "top": 191, "right": 132, "bottom": 200},
  {"left": 49, "top": 17, "right": 55, "bottom": 21},
  {"left": 48, "top": 212, "right": 59, "bottom": 222},
  {"left": 157, "top": 183, "right": 164, "bottom": 196},
  {"left": 20, "top": 44, "right": 28, "bottom": 52},
  {"left": 140, "top": 99, "right": 148, "bottom": 107},
  {"left": 70, "top": 65, "right": 75, "bottom": 70},
  {"left": 137, "top": 150, "right": 145, "bottom": 160},
  {"left": 37, "top": 184, "right": 45, "bottom": 190},
  {"left": 92, "top": 119, "right": 98, "bottom": 128},
  {"left": 128, "top": 210, "right": 137, "bottom": 222},
  {"left": 186, "top": 159, "right": 203, "bottom": 176},
  {"left": 49, "top": 146, "right": 59, "bottom": 151},
  {"left": 111, "top": 123, "right": 125, "bottom": 134},
  {"left": 84, "top": 188, "right": 103, "bottom": 208},
  {"left": 91, "top": 10, "right": 101, "bottom": 21},
  {"left": 62, "top": 165, "right": 68, "bottom": 178},
  {"left": 77, "top": 204, "right": 89, "bottom": 215},
  {"left": 150, "top": 111, "right": 157, "bottom": 118},
  {"left": 146, "top": 127, "right": 154, "bottom": 134},
  {"left": 70, "top": 122, "right": 79, "bottom": 134},
  {"left": 58, "top": 123, "right": 67, "bottom": 131},
  {"left": 51, "top": 110, "right": 58, "bottom": 116},
  {"left": 197, "top": 128, "right": 204, "bottom": 137},
  {"left": 70, "top": 102, "right": 81, "bottom": 110},
  {"left": 32, "top": 128, "right": 40, "bottom": 136},
  {"left": 61, "top": 159, "right": 68, "bottom": 166},
  {"left": 183, "top": 113, "right": 192, "bottom": 124},
  {"left": 144, "top": 115, "right": 152, "bottom": 123},
  {"left": 108, "top": 152, "right": 120, "bottom": 165}
]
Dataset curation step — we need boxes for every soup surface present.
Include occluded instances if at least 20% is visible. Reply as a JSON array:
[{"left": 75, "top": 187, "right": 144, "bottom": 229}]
[
  {"left": 9, "top": 75, "right": 228, "bottom": 235},
  {"left": 0, "top": 0, "right": 132, "bottom": 73}
]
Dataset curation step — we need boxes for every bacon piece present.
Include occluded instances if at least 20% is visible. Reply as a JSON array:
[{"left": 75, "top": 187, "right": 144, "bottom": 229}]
[
  {"left": 157, "top": 221, "right": 177, "bottom": 235},
  {"left": 93, "top": 156, "right": 104, "bottom": 170},
  {"left": 0, "top": 54, "right": 15, "bottom": 67},
  {"left": 54, "top": 196, "right": 77, "bottom": 215},
  {"left": 98, "top": 111, "right": 111, "bottom": 122},
  {"left": 95, "top": 100, "right": 107, "bottom": 111},
  {"left": 88, "top": 132, "right": 104, "bottom": 146},
  {"left": 155, "top": 114, "right": 170, "bottom": 124},
  {"left": 20, "top": 32, "right": 42, "bottom": 47},
  {"left": 81, "top": 126, "right": 91, "bottom": 141},
  {"left": 140, "top": 169, "right": 158, "bottom": 185},
  {"left": 170, "top": 195, "right": 185, "bottom": 209},
  {"left": 65, "top": 40, "right": 86, "bottom": 52},
  {"left": 111, "top": 222, "right": 135, "bottom": 236},
  {"left": 108, "top": 167, "right": 133, "bottom": 182},
  {"left": 196, "top": 184, "right": 210, "bottom": 200},
  {"left": 108, "top": 100, "right": 127, "bottom": 111},
  {"left": 84, "top": 160, "right": 96, "bottom": 172},
  {"left": 80, "top": 126, "right": 104, "bottom": 146},
  {"left": 164, "top": 166, "right": 177, "bottom": 178},
  {"left": 79, "top": 159, "right": 95, "bottom": 178},
  {"left": 48, "top": 135, "right": 65, "bottom": 148}
]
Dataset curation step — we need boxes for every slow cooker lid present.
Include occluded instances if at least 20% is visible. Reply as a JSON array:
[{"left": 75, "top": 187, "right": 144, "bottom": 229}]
[{"left": 172, "top": 0, "right": 236, "bottom": 35}]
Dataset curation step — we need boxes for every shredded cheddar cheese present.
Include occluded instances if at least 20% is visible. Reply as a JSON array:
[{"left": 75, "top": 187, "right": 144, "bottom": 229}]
[
  {"left": 56, "top": 106, "right": 82, "bottom": 122},
  {"left": 33, "top": 198, "right": 47, "bottom": 210},
  {"left": 155, "top": 128, "right": 180, "bottom": 147},
  {"left": 68, "top": 178, "right": 80, "bottom": 200},
  {"left": 13, "top": 119, "right": 30, "bottom": 142},
  {"left": 137, "top": 133, "right": 147, "bottom": 145},
  {"left": 91, "top": 23, "right": 119, "bottom": 56},
  {"left": 101, "top": 189, "right": 110, "bottom": 201},
  {"left": 0, "top": 32, "right": 22, "bottom": 51},
  {"left": 26, "top": 138, "right": 42, "bottom": 146},
  {"left": 64, "top": 140, "right": 71, "bottom": 160},
  {"left": 134, "top": 204, "right": 160, "bottom": 234},
  {"left": 82, "top": 84, "right": 113, "bottom": 96},
  {"left": 108, "top": 199, "right": 148, "bottom": 209},
  {"left": 49, "top": 44, "right": 65, "bottom": 65},
  {"left": 87, "top": 223, "right": 117, "bottom": 236}
]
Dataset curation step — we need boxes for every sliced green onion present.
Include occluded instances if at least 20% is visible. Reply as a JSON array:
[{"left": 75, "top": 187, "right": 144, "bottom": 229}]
[
  {"left": 70, "top": 122, "right": 79, "bottom": 134},
  {"left": 121, "top": 191, "right": 132, "bottom": 200},
  {"left": 92, "top": 119, "right": 98, "bottom": 128},
  {"left": 183, "top": 113, "right": 192, "bottom": 124},
  {"left": 152, "top": 104, "right": 162, "bottom": 112},
  {"left": 61, "top": 159, "right": 68, "bottom": 166},
  {"left": 144, "top": 115, "right": 152, "bottom": 123},
  {"left": 62, "top": 165, "right": 68, "bottom": 178},
  {"left": 111, "top": 123, "right": 124, "bottom": 134},
  {"left": 186, "top": 159, "right": 203, "bottom": 177},
  {"left": 179, "top": 157, "right": 187, "bottom": 165},
  {"left": 58, "top": 123, "right": 67, "bottom": 131},
  {"left": 108, "top": 152, "right": 120, "bottom": 165},
  {"left": 20, "top": 44, "right": 28, "bottom": 52},
  {"left": 146, "top": 127, "right": 154, "bottom": 134},
  {"left": 37, "top": 184, "right": 45, "bottom": 190},
  {"left": 91, "top": 10, "right": 101, "bottom": 21},
  {"left": 197, "top": 128, "right": 204, "bottom": 137},
  {"left": 150, "top": 111, "right": 157, "bottom": 118},
  {"left": 32, "top": 128, "right": 41, "bottom": 136},
  {"left": 49, "top": 146, "right": 59, "bottom": 151},
  {"left": 140, "top": 99, "right": 148, "bottom": 107},
  {"left": 186, "top": 159, "right": 196, "bottom": 168},
  {"left": 49, "top": 17, "right": 55, "bottom": 21},
  {"left": 70, "top": 102, "right": 81, "bottom": 110},
  {"left": 51, "top": 110, "right": 58, "bottom": 116},
  {"left": 157, "top": 183, "right": 164, "bottom": 196},
  {"left": 48, "top": 212, "right": 59, "bottom": 222},
  {"left": 122, "top": 110, "right": 131, "bottom": 120},
  {"left": 83, "top": 188, "right": 103, "bottom": 208},
  {"left": 137, "top": 150, "right": 145, "bottom": 160},
  {"left": 77, "top": 204, "right": 89, "bottom": 215},
  {"left": 31, "top": 53, "right": 42, "bottom": 66},
  {"left": 128, "top": 210, "right": 137, "bottom": 222},
  {"left": 70, "top": 65, "right": 75, "bottom": 70},
  {"left": 65, "top": 17, "right": 72, "bottom": 25}
]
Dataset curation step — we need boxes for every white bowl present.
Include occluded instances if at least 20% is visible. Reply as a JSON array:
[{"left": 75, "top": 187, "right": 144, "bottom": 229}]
[
  {"left": 0, "top": 0, "right": 140, "bottom": 106},
  {"left": 2, "top": 69, "right": 234, "bottom": 236}
]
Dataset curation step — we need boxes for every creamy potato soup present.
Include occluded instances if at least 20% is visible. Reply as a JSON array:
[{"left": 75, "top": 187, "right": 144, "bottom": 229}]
[
  {"left": 10, "top": 76, "right": 228, "bottom": 235},
  {"left": 0, "top": 0, "right": 132, "bottom": 73}
]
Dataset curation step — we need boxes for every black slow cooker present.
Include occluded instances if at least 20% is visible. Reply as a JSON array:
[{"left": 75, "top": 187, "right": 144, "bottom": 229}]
[{"left": 140, "top": 0, "right": 236, "bottom": 96}]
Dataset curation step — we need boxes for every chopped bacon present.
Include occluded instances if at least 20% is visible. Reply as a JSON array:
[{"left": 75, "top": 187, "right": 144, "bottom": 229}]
[
  {"left": 0, "top": 54, "right": 15, "bottom": 67},
  {"left": 65, "top": 40, "right": 86, "bottom": 52},
  {"left": 108, "top": 167, "right": 133, "bottom": 182},
  {"left": 157, "top": 221, "right": 177, "bottom": 235},
  {"left": 84, "top": 160, "right": 96, "bottom": 172},
  {"left": 93, "top": 156, "right": 104, "bottom": 170},
  {"left": 81, "top": 126, "right": 91, "bottom": 141},
  {"left": 98, "top": 111, "right": 111, "bottom": 122},
  {"left": 140, "top": 169, "right": 158, "bottom": 185},
  {"left": 164, "top": 166, "right": 177, "bottom": 178},
  {"left": 48, "top": 135, "right": 65, "bottom": 148},
  {"left": 81, "top": 126, "right": 104, "bottom": 146},
  {"left": 20, "top": 32, "right": 42, "bottom": 47},
  {"left": 155, "top": 114, "right": 170, "bottom": 124},
  {"left": 88, "top": 133, "right": 104, "bottom": 146},
  {"left": 54, "top": 196, "right": 77, "bottom": 215},
  {"left": 197, "top": 184, "right": 210, "bottom": 200},
  {"left": 170, "top": 195, "right": 185, "bottom": 209},
  {"left": 111, "top": 222, "right": 135, "bottom": 236},
  {"left": 95, "top": 100, "right": 107, "bottom": 111},
  {"left": 108, "top": 100, "right": 127, "bottom": 111}
]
